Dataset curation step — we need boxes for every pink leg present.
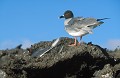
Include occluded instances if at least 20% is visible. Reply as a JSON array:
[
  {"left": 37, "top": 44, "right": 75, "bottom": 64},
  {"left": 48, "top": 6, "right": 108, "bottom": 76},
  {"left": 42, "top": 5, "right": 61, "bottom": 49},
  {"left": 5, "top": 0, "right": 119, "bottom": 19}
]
[
  {"left": 68, "top": 37, "right": 77, "bottom": 46},
  {"left": 78, "top": 36, "right": 82, "bottom": 45}
]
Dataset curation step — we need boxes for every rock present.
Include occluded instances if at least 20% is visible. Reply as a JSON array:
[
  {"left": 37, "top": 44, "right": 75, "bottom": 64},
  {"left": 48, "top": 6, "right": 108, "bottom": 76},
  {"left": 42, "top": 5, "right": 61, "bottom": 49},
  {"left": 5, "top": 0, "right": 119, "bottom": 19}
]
[
  {"left": 0, "top": 69, "right": 7, "bottom": 78},
  {"left": 113, "top": 64, "right": 120, "bottom": 78},
  {"left": 16, "top": 44, "right": 22, "bottom": 49},
  {"left": 93, "top": 64, "right": 114, "bottom": 78},
  {"left": 0, "top": 37, "right": 119, "bottom": 78}
]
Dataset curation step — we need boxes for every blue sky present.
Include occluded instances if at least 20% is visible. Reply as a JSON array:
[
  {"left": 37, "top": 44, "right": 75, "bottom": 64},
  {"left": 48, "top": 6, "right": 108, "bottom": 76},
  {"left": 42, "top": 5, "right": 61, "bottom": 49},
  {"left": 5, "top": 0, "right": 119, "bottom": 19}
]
[{"left": 0, "top": 0, "right": 120, "bottom": 50}]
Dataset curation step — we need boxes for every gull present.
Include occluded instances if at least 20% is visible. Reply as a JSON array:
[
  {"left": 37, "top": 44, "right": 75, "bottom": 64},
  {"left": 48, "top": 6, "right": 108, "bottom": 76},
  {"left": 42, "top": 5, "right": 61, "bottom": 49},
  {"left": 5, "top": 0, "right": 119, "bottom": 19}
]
[{"left": 60, "top": 10, "right": 109, "bottom": 46}]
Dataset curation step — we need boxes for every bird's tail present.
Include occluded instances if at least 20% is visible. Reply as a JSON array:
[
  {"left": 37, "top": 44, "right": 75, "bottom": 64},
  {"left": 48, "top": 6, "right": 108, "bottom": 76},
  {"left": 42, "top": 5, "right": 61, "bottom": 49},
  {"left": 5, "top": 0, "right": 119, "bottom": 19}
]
[{"left": 97, "top": 18, "right": 110, "bottom": 21}]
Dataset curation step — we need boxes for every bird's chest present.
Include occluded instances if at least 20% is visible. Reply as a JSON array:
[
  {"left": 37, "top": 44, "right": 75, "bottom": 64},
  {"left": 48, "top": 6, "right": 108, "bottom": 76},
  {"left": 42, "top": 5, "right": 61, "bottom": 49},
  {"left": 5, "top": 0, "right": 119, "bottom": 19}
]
[{"left": 64, "top": 18, "right": 72, "bottom": 25}]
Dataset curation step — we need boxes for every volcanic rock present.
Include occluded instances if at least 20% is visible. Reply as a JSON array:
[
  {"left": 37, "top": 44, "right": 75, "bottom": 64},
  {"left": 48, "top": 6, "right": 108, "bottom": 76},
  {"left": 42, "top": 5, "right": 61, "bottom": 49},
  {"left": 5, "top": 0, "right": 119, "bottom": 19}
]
[{"left": 0, "top": 37, "right": 120, "bottom": 78}]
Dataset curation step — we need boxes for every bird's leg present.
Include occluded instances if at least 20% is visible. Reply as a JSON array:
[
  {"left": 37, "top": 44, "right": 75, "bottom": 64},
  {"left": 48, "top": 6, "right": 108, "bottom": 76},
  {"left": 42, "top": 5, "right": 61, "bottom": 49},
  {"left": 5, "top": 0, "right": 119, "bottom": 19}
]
[
  {"left": 78, "top": 36, "right": 82, "bottom": 45},
  {"left": 68, "top": 37, "right": 77, "bottom": 46}
]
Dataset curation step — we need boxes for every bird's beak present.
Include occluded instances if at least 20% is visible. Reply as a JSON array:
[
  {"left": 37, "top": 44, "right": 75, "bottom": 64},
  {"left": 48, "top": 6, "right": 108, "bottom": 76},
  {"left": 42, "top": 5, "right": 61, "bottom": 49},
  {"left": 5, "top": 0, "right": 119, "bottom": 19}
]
[{"left": 59, "top": 15, "right": 64, "bottom": 19}]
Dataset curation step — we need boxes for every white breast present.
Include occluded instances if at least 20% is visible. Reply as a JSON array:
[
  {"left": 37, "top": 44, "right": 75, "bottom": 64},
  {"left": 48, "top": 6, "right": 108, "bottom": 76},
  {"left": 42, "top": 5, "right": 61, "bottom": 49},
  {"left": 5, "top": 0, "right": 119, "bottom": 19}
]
[
  {"left": 67, "top": 29, "right": 89, "bottom": 37},
  {"left": 64, "top": 18, "right": 72, "bottom": 25}
]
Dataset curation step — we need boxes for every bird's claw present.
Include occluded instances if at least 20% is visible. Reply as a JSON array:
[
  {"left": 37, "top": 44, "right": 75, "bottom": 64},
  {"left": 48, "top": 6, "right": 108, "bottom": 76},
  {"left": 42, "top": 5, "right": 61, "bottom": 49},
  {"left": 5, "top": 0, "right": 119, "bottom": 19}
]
[{"left": 68, "top": 43, "right": 77, "bottom": 46}]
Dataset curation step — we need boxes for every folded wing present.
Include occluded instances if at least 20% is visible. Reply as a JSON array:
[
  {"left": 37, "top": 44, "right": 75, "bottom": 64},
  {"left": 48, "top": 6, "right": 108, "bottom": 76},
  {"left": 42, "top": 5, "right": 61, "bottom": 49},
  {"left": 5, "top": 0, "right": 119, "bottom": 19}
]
[{"left": 68, "top": 17, "right": 104, "bottom": 33}]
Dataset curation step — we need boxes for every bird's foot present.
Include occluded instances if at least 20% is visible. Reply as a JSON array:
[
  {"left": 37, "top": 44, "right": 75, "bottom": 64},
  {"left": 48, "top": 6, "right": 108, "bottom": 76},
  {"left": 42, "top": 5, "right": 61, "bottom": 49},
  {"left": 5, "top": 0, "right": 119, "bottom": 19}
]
[
  {"left": 68, "top": 42, "right": 82, "bottom": 46},
  {"left": 78, "top": 41, "right": 84, "bottom": 46},
  {"left": 78, "top": 42, "right": 81, "bottom": 46},
  {"left": 68, "top": 43, "right": 77, "bottom": 46}
]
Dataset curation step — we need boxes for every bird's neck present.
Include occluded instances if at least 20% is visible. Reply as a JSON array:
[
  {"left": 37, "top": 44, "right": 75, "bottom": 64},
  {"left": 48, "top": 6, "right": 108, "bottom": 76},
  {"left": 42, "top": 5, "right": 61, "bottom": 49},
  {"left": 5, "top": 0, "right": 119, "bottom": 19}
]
[{"left": 64, "top": 18, "right": 72, "bottom": 25}]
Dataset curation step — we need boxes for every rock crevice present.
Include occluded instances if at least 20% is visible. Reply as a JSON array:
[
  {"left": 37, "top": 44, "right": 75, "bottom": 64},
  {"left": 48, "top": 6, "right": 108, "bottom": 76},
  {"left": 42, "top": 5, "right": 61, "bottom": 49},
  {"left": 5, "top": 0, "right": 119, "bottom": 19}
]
[{"left": 0, "top": 37, "right": 120, "bottom": 78}]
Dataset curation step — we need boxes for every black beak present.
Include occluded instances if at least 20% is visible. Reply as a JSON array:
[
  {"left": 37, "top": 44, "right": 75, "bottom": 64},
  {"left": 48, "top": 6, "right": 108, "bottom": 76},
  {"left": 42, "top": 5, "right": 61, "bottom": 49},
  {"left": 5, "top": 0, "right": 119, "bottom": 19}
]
[{"left": 59, "top": 15, "right": 64, "bottom": 19}]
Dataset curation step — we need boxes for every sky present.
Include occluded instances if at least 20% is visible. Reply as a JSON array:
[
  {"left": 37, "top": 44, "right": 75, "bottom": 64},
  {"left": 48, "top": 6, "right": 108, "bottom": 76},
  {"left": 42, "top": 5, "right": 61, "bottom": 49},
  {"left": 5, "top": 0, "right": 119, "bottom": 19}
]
[{"left": 0, "top": 0, "right": 120, "bottom": 50}]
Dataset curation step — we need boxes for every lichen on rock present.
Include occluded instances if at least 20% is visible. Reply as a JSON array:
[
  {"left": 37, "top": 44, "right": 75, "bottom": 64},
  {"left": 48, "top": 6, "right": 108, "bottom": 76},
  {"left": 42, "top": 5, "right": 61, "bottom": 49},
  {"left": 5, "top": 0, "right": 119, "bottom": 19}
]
[{"left": 0, "top": 37, "right": 120, "bottom": 78}]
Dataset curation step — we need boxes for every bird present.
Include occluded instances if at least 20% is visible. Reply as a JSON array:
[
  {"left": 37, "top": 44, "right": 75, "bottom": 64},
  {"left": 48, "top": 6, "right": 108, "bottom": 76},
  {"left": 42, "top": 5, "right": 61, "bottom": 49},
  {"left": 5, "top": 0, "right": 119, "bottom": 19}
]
[{"left": 59, "top": 10, "right": 109, "bottom": 46}]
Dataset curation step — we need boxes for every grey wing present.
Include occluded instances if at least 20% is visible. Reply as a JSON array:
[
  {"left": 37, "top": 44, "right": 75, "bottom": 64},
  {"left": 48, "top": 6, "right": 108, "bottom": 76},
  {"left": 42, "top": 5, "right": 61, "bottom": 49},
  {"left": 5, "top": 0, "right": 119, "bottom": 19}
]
[
  {"left": 68, "top": 17, "right": 99, "bottom": 29},
  {"left": 68, "top": 17, "right": 84, "bottom": 28},
  {"left": 79, "top": 18, "right": 101, "bottom": 29},
  {"left": 68, "top": 17, "right": 102, "bottom": 34}
]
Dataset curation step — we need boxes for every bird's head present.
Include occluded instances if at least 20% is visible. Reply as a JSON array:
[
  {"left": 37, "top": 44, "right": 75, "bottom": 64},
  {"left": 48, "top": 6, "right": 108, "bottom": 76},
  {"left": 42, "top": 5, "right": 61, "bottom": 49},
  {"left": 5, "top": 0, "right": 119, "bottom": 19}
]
[{"left": 59, "top": 10, "right": 74, "bottom": 19}]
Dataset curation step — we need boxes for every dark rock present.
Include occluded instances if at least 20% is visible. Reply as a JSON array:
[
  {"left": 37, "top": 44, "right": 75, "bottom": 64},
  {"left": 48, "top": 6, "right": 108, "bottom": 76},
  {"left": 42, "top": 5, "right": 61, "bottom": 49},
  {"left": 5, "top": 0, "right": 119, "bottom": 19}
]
[
  {"left": 16, "top": 44, "right": 22, "bottom": 49},
  {"left": 0, "top": 69, "right": 7, "bottom": 78},
  {"left": 0, "top": 37, "right": 119, "bottom": 78},
  {"left": 93, "top": 64, "right": 114, "bottom": 78}
]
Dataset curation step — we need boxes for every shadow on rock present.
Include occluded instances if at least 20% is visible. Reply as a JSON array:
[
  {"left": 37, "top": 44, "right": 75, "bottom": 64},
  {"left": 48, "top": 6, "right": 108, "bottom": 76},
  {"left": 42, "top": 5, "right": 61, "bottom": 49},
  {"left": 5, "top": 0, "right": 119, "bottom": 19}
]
[{"left": 0, "top": 37, "right": 120, "bottom": 78}]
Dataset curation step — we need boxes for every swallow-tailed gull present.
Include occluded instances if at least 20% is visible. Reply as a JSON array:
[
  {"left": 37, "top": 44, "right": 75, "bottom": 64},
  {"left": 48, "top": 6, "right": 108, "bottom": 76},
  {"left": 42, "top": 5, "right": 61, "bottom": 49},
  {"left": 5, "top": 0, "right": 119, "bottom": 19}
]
[{"left": 60, "top": 10, "right": 109, "bottom": 46}]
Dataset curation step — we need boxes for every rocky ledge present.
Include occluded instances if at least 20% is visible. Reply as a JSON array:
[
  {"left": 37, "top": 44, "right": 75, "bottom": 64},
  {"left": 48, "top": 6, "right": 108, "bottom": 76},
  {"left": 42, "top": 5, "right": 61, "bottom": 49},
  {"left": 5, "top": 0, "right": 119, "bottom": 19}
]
[{"left": 0, "top": 37, "right": 120, "bottom": 78}]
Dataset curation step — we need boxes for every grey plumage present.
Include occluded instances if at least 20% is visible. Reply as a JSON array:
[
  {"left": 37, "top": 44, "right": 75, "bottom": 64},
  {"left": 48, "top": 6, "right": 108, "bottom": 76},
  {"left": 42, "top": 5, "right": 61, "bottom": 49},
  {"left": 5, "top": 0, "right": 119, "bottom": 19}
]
[
  {"left": 66, "top": 17, "right": 104, "bottom": 34},
  {"left": 60, "top": 10, "right": 109, "bottom": 46}
]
